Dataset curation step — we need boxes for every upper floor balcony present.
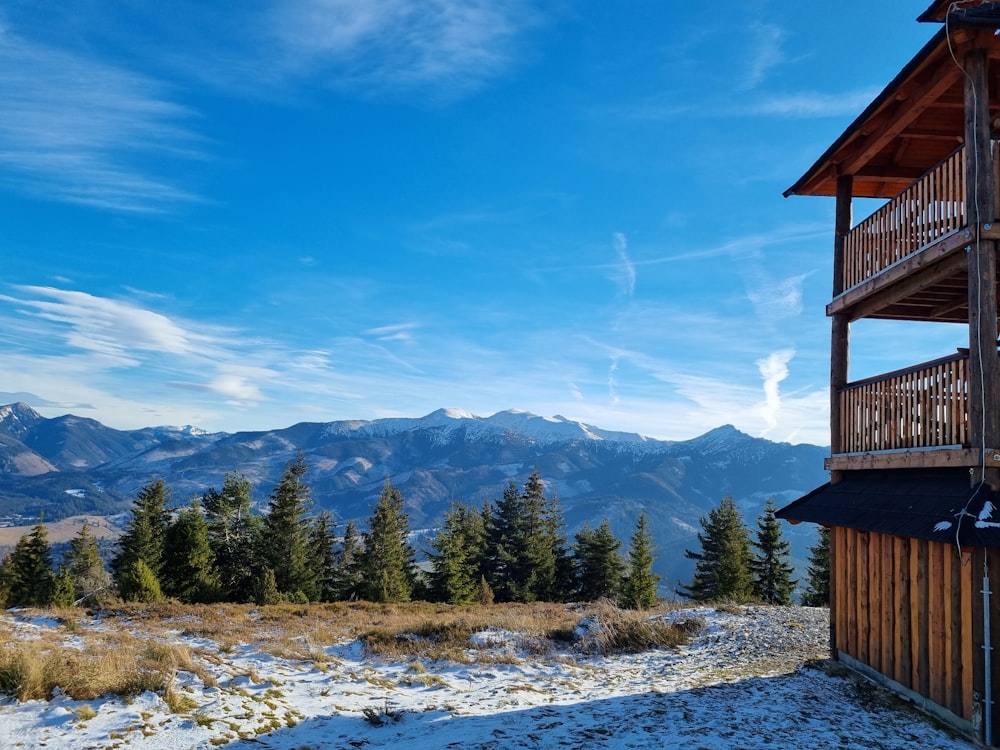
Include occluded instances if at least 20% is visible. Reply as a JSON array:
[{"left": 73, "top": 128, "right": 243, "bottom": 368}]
[{"left": 828, "top": 143, "right": 1000, "bottom": 324}]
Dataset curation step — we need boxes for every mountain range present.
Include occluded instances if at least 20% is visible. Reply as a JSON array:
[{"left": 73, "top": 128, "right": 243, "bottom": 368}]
[{"left": 0, "top": 403, "right": 830, "bottom": 593}]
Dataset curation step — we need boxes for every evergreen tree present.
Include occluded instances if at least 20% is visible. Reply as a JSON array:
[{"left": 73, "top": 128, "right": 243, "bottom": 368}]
[
  {"left": 63, "top": 522, "right": 112, "bottom": 605},
  {"left": 483, "top": 482, "right": 523, "bottom": 602},
  {"left": 428, "top": 501, "right": 486, "bottom": 604},
  {"left": 51, "top": 570, "right": 76, "bottom": 608},
  {"left": 360, "top": 479, "right": 416, "bottom": 603},
  {"left": 750, "top": 498, "right": 797, "bottom": 604},
  {"left": 112, "top": 478, "right": 170, "bottom": 595},
  {"left": 307, "top": 510, "right": 338, "bottom": 602},
  {"left": 204, "top": 472, "right": 261, "bottom": 601},
  {"left": 680, "top": 496, "right": 754, "bottom": 602},
  {"left": 117, "top": 559, "right": 164, "bottom": 603},
  {"left": 263, "top": 455, "right": 315, "bottom": 598},
  {"left": 802, "top": 526, "right": 831, "bottom": 607},
  {"left": 332, "top": 521, "right": 364, "bottom": 601},
  {"left": 4, "top": 520, "right": 57, "bottom": 607},
  {"left": 621, "top": 513, "right": 660, "bottom": 609},
  {"left": 0, "top": 555, "right": 11, "bottom": 608},
  {"left": 484, "top": 471, "right": 569, "bottom": 602},
  {"left": 161, "top": 502, "right": 220, "bottom": 603},
  {"left": 574, "top": 519, "right": 625, "bottom": 602},
  {"left": 253, "top": 567, "right": 281, "bottom": 605}
]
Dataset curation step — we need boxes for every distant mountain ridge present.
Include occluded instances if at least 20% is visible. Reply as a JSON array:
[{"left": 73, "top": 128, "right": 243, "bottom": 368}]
[{"left": 0, "top": 403, "right": 830, "bottom": 590}]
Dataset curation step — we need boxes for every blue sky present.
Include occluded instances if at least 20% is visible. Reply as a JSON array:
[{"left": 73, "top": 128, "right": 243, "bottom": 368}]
[{"left": 0, "top": 1, "right": 965, "bottom": 445}]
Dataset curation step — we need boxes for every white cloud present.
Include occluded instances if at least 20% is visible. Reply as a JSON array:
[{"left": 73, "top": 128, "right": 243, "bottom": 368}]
[
  {"left": 208, "top": 374, "right": 266, "bottom": 404},
  {"left": 266, "top": 0, "right": 540, "bottom": 98},
  {"left": 0, "top": 31, "right": 203, "bottom": 212},
  {"left": 5, "top": 286, "right": 197, "bottom": 362},
  {"left": 756, "top": 349, "right": 794, "bottom": 430}
]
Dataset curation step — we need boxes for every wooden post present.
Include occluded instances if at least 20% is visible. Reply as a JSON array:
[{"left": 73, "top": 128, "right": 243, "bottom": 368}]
[
  {"left": 831, "top": 175, "right": 853, "bottom": 483},
  {"left": 964, "top": 46, "right": 1000, "bottom": 489}
]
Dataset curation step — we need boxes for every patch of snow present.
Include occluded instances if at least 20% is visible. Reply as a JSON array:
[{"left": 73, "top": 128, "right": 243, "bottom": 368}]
[{"left": 0, "top": 606, "right": 978, "bottom": 750}]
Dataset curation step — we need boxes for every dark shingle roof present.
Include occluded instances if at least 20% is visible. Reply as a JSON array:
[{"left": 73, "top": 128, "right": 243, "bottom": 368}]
[{"left": 776, "top": 468, "right": 1000, "bottom": 548}]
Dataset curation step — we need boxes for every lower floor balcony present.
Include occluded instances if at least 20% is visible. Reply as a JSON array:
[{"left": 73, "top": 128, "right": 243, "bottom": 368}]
[{"left": 828, "top": 349, "right": 1000, "bottom": 471}]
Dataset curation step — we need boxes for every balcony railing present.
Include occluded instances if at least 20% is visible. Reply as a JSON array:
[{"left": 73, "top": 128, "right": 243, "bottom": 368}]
[
  {"left": 842, "top": 147, "right": 966, "bottom": 291},
  {"left": 838, "top": 351, "right": 969, "bottom": 454}
]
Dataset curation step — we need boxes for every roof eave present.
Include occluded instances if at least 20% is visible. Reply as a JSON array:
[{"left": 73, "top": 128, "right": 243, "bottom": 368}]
[{"left": 784, "top": 27, "right": 948, "bottom": 199}]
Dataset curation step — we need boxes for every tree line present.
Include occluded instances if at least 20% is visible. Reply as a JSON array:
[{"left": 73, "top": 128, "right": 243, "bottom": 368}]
[
  {"left": 0, "top": 457, "right": 662, "bottom": 610},
  {"left": 679, "top": 495, "right": 829, "bottom": 606}
]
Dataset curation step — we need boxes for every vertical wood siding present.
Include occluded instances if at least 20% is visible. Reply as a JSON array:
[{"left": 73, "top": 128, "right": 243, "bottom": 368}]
[{"left": 831, "top": 528, "right": 988, "bottom": 727}]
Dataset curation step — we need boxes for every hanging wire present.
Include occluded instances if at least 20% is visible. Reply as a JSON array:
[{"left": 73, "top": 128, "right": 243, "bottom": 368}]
[{"left": 945, "top": 1, "right": 991, "bottom": 558}]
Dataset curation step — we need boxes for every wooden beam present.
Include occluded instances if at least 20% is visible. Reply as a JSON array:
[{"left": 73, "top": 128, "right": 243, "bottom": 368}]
[
  {"left": 840, "top": 62, "right": 964, "bottom": 176},
  {"left": 827, "top": 238, "right": 969, "bottom": 320},
  {"left": 964, "top": 47, "right": 1000, "bottom": 488},
  {"left": 825, "top": 448, "right": 1000, "bottom": 471},
  {"left": 831, "top": 175, "right": 852, "bottom": 469}
]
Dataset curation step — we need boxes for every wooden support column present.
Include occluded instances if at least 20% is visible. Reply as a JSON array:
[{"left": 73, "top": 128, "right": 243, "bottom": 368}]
[
  {"left": 830, "top": 174, "right": 852, "bottom": 483},
  {"left": 964, "top": 46, "right": 1000, "bottom": 489}
]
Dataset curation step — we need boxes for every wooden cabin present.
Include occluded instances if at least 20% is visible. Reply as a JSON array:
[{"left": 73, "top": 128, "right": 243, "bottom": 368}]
[{"left": 776, "top": 1, "right": 1000, "bottom": 744}]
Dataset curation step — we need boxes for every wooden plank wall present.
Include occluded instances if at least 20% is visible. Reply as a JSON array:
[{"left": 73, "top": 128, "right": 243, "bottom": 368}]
[{"left": 831, "top": 527, "right": 981, "bottom": 725}]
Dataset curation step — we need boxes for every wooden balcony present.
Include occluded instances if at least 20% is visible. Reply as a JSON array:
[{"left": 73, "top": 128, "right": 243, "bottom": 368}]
[
  {"left": 828, "top": 144, "right": 1000, "bottom": 324},
  {"left": 843, "top": 146, "right": 966, "bottom": 290},
  {"left": 828, "top": 350, "right": 990, "bottom": 471}
]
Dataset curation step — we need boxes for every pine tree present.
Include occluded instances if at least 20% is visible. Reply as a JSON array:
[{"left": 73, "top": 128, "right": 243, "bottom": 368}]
[
  {"left": 802, "top": 526, "right": 831, "bottom": 607},
  {"left": 63, "top": 522, "right": 112, "bottom": 605},
  {"left": 4, "top": 520, "right": 57, "bottom": 607},
  {"left": 750, "top": 498, "right": 797, "bottom": 604},
  {"left": 621, "top": 513, "right": 660, "bottom": 609},
  {"left": 161, "top": 502, "right": 220, "bottom": 603},
  {"left": 483, "top": 481, "right": 525, "bottom": 602},
  {"left": 0, "top": 555, "right": 11, "bottom": 608},
  {"left": 263, "top": 455, "right": 315, "bottom": 599},
  {"left": 428, "top": 501, "right": 486, "bottom": 604},
  {"left": 116, "top": 558, "right": 164, "bottom": 602},
  {"left": 360, "top": 479, "right": 416, "bottom": 603},
  {"left": 204, "top": 472, "right": 261, "bottom": 601},
  {"left": 484, "top": 471, "right": 569, "bottom": 602},
  {"left": 574, "top": 519, "right": 625, "bottom": 602},
  {"left": 679, "top": 496, "right": 754, "bottom": 602},
  {"left": 307, "top": 510, "right": 338, "bottom": 602},
  {"left": 253, "top": 567, "right": 281, "bottom": 605},
  {"left": 51, "top": 570, "right": 76, "bottom": 608},
  {"left": 332, "top": 521, "right": 364, "bottom": 600},
  {"left": 112, "top": 478, "right": 170, "bottom": 596}
]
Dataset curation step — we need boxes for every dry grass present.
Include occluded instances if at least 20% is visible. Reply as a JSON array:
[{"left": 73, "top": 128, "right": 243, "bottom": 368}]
[
  {"left": 574, "top": 599, "right": 704, "bottom": 654},
  {"left": 0, "top": 599, "right": 702, "bottom": 704}
]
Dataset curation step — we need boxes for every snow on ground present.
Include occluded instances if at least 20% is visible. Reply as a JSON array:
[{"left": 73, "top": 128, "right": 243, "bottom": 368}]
[{"left": 0, "top": 605, "right": 978, "bottom": 750}]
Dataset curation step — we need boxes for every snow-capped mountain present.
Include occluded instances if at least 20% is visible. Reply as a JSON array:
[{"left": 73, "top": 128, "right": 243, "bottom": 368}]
[{"left": 0, "top": 403, "right": 830, "bottom": 589}]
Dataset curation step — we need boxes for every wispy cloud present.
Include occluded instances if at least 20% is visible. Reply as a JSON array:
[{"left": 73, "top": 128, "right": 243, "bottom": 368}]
[
  {"left": 742, "top": 22, "right": 785, "bottom": 90},
  {"left": 746, "top": 273, "right": 808, "bottom": 323},
  {"left": 622, "top": 87, "right": 880, "bottom": 123},
  {"left": 263, "top": 0, "right": 542, "bottom": 99},
  {"left": 750, "top": 88, "right": 881, "bottom": 118},
  {"left": 365, "top": 322, "right": 421, "bottom": 343},
  {"left": 2, "top": 287, "right": 202, "bottom": 364},
  {"left": 0, "top": 29, "right": 204, "bottom": 212},
  {"left": 612, "top": 232, "right": 636, "bottom": 297}
]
